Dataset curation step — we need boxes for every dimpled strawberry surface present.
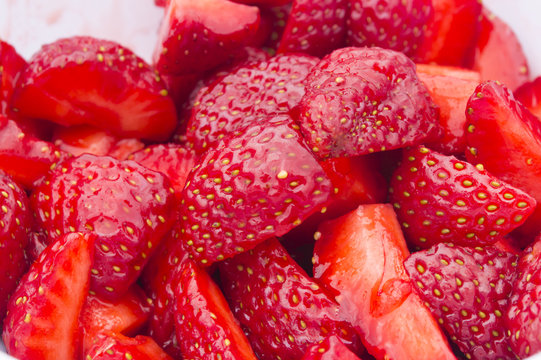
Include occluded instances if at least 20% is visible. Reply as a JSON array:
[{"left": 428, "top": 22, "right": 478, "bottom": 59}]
[{"left": 2, "top": 1, "right": 541, "bottom": 360}]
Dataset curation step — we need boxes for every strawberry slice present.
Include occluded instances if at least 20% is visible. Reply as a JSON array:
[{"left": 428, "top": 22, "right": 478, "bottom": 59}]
[
  {"left": 220, "top": 238, "right": 363, "bottom": 360},
  {"left": 301, "top": 335, "right": 362, "bottom": 360},
  {"left": 405, "top": 243, "right": 518, "bottom": 360},
  {"left": 506, "top": 236, "right": 541, "bottom": 358},
  {"left": 473, "top": 8, "right": 530, "bottom": 91},
  {"left": 153, "top": 0, "right": 260, "bottom": 76},
  {"left": 178, "top": 117, "right": 332, "bottom": 265},
  {"left": 186, "top": 53, "right": 318, "bottom": 153},
  {"left": 296, "top": 47, "right": 441, "bottom": 159},
  {"left": 390, "top": 146, "right": 536, "bottom": 249},
  {"left": 86, "top": 332, "right": 172, "bottom": 360},
  {"left": 277, "top": 0, "right": 347, "bottom": 57},
  {"left": 313, "top": 204, "right": 455, "bottom": 360},
  {"left": 515, "top": 76, "right": 541, "bottom": 119},
  {"left": 3, "top": 232, "right": 95, "bottom": 360},
  {"left": 465, "top": 81, "right": 541, "bottom": 239},
  {"left": 12, "top": 36, "right": 177, "bottom": 141},
  {"left": 174, "top": 258, "right": 257, "bottom": 360},
  {"left": 31, "top": 154, "right": 177, "bottom": 299},
  {"left": 0, "top": 40, "right": 27, "bottom": 117},
  {"left": 347, "top": 0, "right": 433, "bottom": 58}
]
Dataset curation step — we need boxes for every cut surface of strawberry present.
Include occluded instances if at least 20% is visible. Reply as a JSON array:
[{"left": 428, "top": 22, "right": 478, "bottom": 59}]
[
  {"left": 297, "top": 47, "right": 440, "bottom": 159},
  {"left": 12, "top": 36, "right": 177, "bottom": 141},
  {"left": 390, "top": 146, "right": 536, "bottom": 249},
  {"left": 301, "top": 335, "right": 362, "bottom": 360},
  {"left": 86, "top": 332, "right": 172, "bottom": 360},
  {"left": 0, "top": 40, "right": 27, "bottom": 117},
  {"left": 313, "top": 204, "right": 456, "bottom": 360},
  {"left": 405, "top": 243, "right": 519, "bottom": 360},
  {"left": 3, "top": 232, "right": 95, "bottom": 360}
]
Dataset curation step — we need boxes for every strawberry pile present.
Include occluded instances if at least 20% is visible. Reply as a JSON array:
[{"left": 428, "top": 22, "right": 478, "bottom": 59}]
[{"left": 1, "top": 1, "right": 541, "bottom": 360}]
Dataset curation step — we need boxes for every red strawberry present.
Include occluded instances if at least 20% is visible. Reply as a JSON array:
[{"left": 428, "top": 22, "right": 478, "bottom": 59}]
[
  {"left": 174, "top": 258, "right": 257, "bottom": 360},
  {"left": 347, "top": 0, "right": 433, "bottom": 58},
  {"left": 465, "top": 81, "right": 541, "bottom": 240},
  {"left": 153, "top": 0, "right": 260, "bottom": 76},
  {"left": 0, "top": 40, "right": 27, "bottom": 117},
  {"left": 0, "top": 171, "right": 32, "bottom": 321},
  {"left": 296, "top": 47, "right": 441, "bottom": 160},
  {"left": 301, "top": 335, "right": 362, "bottom": 360},
  {"left": 473, "top": 8, "right": 530, "bottom": 91},
  {"left": 3, "top": 232, "right": 95, "bottom": 360},
  {"left": 416, "top": 0, "right": 482, "bottom": 67},
  {"left": 506, "top": 236, "right": 541, "bottom": 358},
  {"left": 86, "top": 333, "right": 172, "bottom": 360},
  {"left": 12, "top": 36, "right": 177, "bottom": 141},
  {"left": 416, "top": 63, "right": 481, "bottom": 154},
  {"left": 178, "top": 117, "right": 332, "bottom": 265},
  {"left": 185, "top": 53, "right": 318, "bottom": 153},
  {"left": 277, "top": 0, "right": 348, "bottom": 57},
  {"left": 405, "top": 243, "right": 518, "bottom": 360},
  {"left": 313, "top": 204, "right": 456, "bottom": 360},
  {"left": 390, "top": 146, "right": 536, "bottom": 249},
  {"left": 220, "top": 238, "right": 363, "bottom": 360},
  {"left": 31, "top": 154, "right": 177, "bottom": 299},
  {"left": 515, "top": 76, "right": 541, "bottom": 119}
]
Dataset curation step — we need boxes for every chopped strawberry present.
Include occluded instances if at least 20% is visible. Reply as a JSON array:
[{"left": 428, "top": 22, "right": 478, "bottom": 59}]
[
  {"left": 465, "top": 81, "right": 541, "bottom": 239},
  {"left": 313, "top": 204, "right": 456, "bottom": 360},
  {"left": 405, "top": 243, "right": 518, "bottom": 360},
  {"left": 515, "top": 76, "right": 541, "bottom": 119},
  {"left": 220, "top": 238, "right": 363, "bottom": 360},
  {"left": 390, "top": 146, "right": 536, "bottom": 249},
  {"left": 347, "top": 0, "right": 433, "bottom": 58},
  {"left": 12, "top": 36, "right": 177, "bottom": 141},
  {"left": 3, "top": 232, "right": 95, "bottom": 360},
  {"left": 416, "top": 63, "right": 481, "bottom": 154},
  {"left": 174, "top": 258, "right": 257, "bottom": 360},
  {"left": 277, "top": 0, "right": 347, "bottom": 57},
  {"left": 297, "top": 47, "right": 441, "bottom": 159},
  {"left": 473, "top": 8, "right": 530, "bottom": 91},
  {"left": 178, "top": 117, "right": 332, "bottom": 265},
  {"left": 31, "top": 154, "right": 177, "bottom": 299},
  {"left": 0, "top": 171, "right": 32, "bottom": 321},
  {"left": 185, "top": 53, "right": 318, "bottom": 153},
  {"left": 301, "top": 335, "right": 362, "bottom": 360},
  {"left": 153, "top": 0, "right": 260, "bottom": 76},
  {"left": 506, "top": 236, "right": 541, "bottom": 358},
  {"left": 86, "top": 332, "right": 172, "bottom": 360},
  {"left": 0, "top": 40, "right": 27, "bottom": 117}
]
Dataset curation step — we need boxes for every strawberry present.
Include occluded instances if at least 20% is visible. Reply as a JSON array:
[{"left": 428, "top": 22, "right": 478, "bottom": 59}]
[
  {"left": 416, "top": 63, "right": 481, "bottom": 154},
  {"left": 506, "top": 236, "right": 541, "bottom": 358},
  {"left": 405, "top": 243, "right": 519, "bottom": 360},
  {"left": 220, "top": 238, "right": 363, "bottom": 360},
  {"left": 473, "top": 8, "right": 530, "bottom": 91},
  {"left": 347, "top": 0, "right": 433, "bottom": 58},
  {"left": 296, "top": 47, "right": 441, "bottom": 160},
  {"left": 31, "top": 154, "right": 177, "bottom": 299},
  {"left": 301, "top": 335, "right": 362, "bottom": 360},
  {"left": 153, "top": 0, "right": 260, "bottom": 76},
  {"left": 185, "top": 53, "right": 318, "bottom": 153},
  {"left": 12, "top": 36, "right": 177, "bottom": 141},
  {"left": 313, "top": 204, "right": 456, "bottom": 360},
  {"left": 390, "top": 146, "right": 536, "bottom": 249},
  {"left": 515, "top": 76, "right": 541, "bottom": 119},
  {"left": 85, "top": 332, "right": 172, "bottom": 360},
  {"left": 465, "top": 81, "right": 541, "bottom": 240},
  {"left": 3, "top": 232, "right": 95, "bottom": 360},
  {"left": 178, "top": 117, "right": 332, "bottom": 265},
  {"left": 0, "top": 40, "right": 27, "bottom": 117},
  {"left": 277, "top": 0, "right": 348, "bottom": 57},
  {"left": 0, "top": 171, "right": 32, "bottom": 321},
  {"left": 174, "top": 258, "right": 257, "bottom": 360}
]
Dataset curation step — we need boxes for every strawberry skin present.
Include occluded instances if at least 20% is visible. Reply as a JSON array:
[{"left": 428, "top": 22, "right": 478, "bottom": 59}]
[
  {"left": 86, "top": 333, "right": 172, "bottom": 360},
  {"left": 31, "top": 154, "right": 177, "bottom": 299},
  {"left": 296, "top": 47, "right": 441, "bottom": 159},
  {"left": 3, "top": 232, "right": 95, "bottom": 360},
  {"left": 220, "top": 238, "right": 363, "bottom": 360},
  {"left": 12, "top": 36, "right": 177, "bottom": 141},
  {"left": 0, "top": 40, "right": 27, "bottom": 117},
  {"left": 301, "top": 335, "right": 361, "bottom": 360},
  {"left": 405, "top": 243, "right": 518, "bottom": 360},
  {"left": 390, "top": 146, "right": 536, "bottom": 249}
]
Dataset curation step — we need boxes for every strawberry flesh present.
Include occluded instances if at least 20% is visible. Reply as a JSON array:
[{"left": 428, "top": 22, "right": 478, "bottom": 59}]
[
  {"left": 301, "top": 335, "right": 362, "bottom": 360},
  {"left": 85, "top": 332, "right": 172, "bottom": 360}
]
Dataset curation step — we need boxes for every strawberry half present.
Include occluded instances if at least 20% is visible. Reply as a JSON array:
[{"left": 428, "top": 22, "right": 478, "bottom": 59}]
[
  {"left": 220, "top": 238, "right": 363, "bottom": 360},
  {"left": 3, "top": 232, "right": 95, "bottom": 360},
  {"left": 296, "top": 47, "right": 441, "bottom": 159},
  {"left": 0, "top": 40, "right": 27, "bottom": 117},
  {"left": 31, "top": 154, "right": 177, "bottom": 299},
  {"left": 178, "top": 116, "right": 332, "bottom": 265},
  {"left": 301, "top": 335, "right": 362, "bottom": 360},
  {"left": 405, "top": 243, "right": 518, "bottom": 360},
  {"left": 86, "top": 333, "right": 172, "bottom": 360},
  {"left": 390, "top": 146, "right": 536, "bottom": 249},
  {"left": 12, "top": 36, "right": 177, "bottom": 141}
]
